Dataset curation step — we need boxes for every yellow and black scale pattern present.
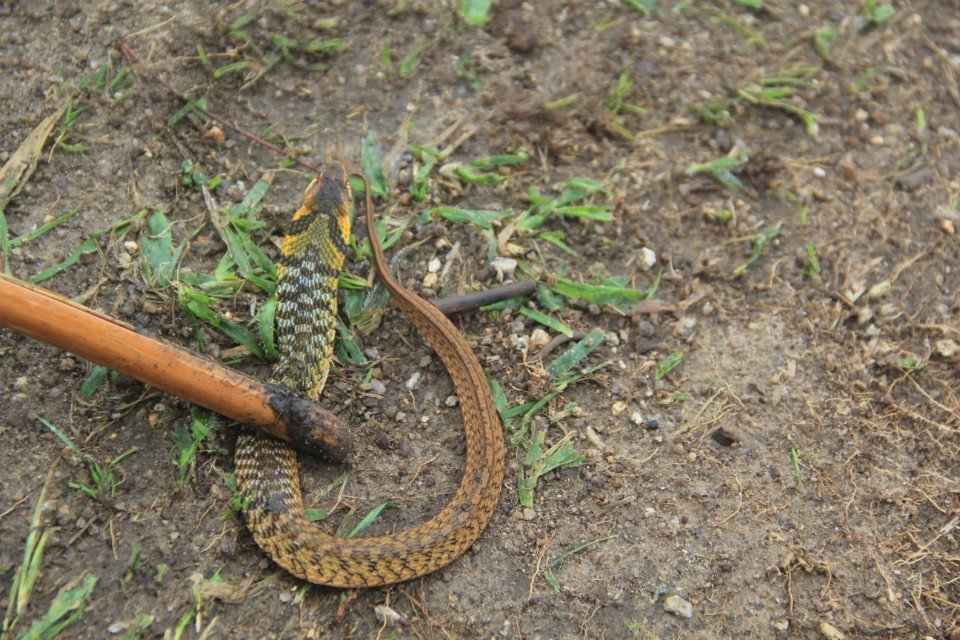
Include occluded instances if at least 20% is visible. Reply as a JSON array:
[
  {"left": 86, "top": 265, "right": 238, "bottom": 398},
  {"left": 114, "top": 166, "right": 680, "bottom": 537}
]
[
  {"left": 234, "top": 163, "right": 504, "bottom": 587},
  {"left": 234, "top": 165, "right": 354, "bottom": 580}
]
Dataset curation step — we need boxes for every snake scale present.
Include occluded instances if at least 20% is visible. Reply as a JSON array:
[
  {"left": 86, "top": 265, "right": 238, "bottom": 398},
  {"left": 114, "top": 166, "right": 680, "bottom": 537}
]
[{"left": 235, "top": 163, "right": 505, "bottom": 587}]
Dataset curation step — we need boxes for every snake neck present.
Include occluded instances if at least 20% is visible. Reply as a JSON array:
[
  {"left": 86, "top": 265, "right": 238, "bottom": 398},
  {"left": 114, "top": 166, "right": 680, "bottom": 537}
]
[{"left": 269, "top": 166, "right": 352, "bottom": 397}]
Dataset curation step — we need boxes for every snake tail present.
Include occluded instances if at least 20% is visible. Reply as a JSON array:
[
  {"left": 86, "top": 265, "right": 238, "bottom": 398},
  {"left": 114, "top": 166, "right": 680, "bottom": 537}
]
[{"left": 234, "top": 164, "right": 504, "bottom": 587}]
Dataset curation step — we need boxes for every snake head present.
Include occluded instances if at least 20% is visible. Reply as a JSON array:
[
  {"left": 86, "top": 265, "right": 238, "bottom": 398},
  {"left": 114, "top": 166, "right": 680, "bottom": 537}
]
[{"left": 291, "top": 162, "right": 352, "bottom": 246}]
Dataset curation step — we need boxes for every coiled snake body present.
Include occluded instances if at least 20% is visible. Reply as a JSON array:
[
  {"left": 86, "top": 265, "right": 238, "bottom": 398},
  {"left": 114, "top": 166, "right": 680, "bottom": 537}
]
[{"left": 235, "top": 164, "right": 504, "bottom": 587}]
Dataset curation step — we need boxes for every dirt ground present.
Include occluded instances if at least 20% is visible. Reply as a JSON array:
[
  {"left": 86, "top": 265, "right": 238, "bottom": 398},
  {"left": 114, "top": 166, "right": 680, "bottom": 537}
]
[{"left": 1, "top": 1, "right": 959, "bottom": 638}]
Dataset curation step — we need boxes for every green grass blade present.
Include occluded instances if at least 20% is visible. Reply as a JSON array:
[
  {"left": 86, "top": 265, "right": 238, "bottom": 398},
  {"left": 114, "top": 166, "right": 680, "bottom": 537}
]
[
  {"left": 361, "top": 132, "right": 389, "bottom": 197},
  {"left": 213, "top": 61, "right": 251, "bottom": 79},
  {"left": 78, "top": 366, "right": 109, "bottom": 399},
  {"left": 9, "top": 206, "right": 82, "bottom": 248},
  {"left": 432, "top": 206, "right": 509, "bottom": 231},
  {"left": 555, "top": 205, "right": 612, "bottom": 221},
  {"left": 334, "top": 318, "right": 367, "bottom": 365},
  {"left": 519, "top": 307, "right": 573, "bottom": 337},
  {"left": 400, "top": 41, "right": 429, "bottom": 78},
  {"left": 731, "top": 224, "right": 781, "bottom": 277},
  {"left": 305, "top": 508, "right": 328, "bottom": 523},
  {"left": 537, "top": 230, "right": 578, "bottom": 256},
  {"left": 656, "top": 350, "right": 684, "bottom": 380},
  {"left": 344, "top": 502, "right": 396, "bottom": 538},
  {"left": 536, "top": 283, "right": 565, "bottom": 311},
  {"left": 551, "top": 277, "right": 643, "bottom": 306},
  {"left": 256, "top": 298, "right": 279, "bottom": 359},
  {"left": 18, "top": 574, "right": 97, "bottom": 640},
  {"left": 31, "top": 212, "right": 145, "bottom": 283},
  {"left": 546, "top": 328, "right": 606, "bottom": 379},
  {"left": 459, "top": 0, "right": 494, "bottom": 26},
  {"left": 1, "top": 207, "right": 10, "bottom": 275},
  {"left": 140, "top": 210, "right": 176, "bottom": 287},
  {"left": 469, "top": 150, "right": 528, "bottom": 169},
  {"left": 488, "top": 377, "right": 509, "bottom": 417},
  {"left": 36, "top": 416, "right": 89, "bottom": 462},
  {"left": 178, "top": 287, "right": 266, "bottom": 360}
]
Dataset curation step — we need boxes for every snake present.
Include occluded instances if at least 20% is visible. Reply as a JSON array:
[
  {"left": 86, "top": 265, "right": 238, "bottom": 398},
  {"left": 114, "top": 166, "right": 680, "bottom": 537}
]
[{"left": 234, "top": 163, "right": 505, "bottom": 587}]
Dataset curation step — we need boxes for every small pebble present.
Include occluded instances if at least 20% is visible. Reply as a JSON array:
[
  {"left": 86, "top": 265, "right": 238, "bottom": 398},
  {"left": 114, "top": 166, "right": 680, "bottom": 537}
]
[
  {"left": 406, "top": 371, "right": 422, "bottom": 391},
  {"left": 279, "top": 591, "right": 292, "bottom": 604},
  {"left": 418, "top": 355, "right": 432, "bottom": 368},
  {"left": 123, "top": 240, "right": 139, "bottom": 254},
  {"left": 366, "top": 379, "right": 387, "bottom": 395},
  {"left": 940, "top": 219, "right": 956, "bottom": 235},
  {"left": 630, "top": 411, "right": 644, "bottom": 426},
  {"left": 445, "top": 395, "right": 458, "bottom": 407},
  {"left": 936, "top": 339, "right": 959, "bottom": 358},
  {"left": 663, "top": 595, "right": 693, "bottom": 619},
  {"left": 611, "top": 401, "right": 627, "bottom": 416},
  {"left": 869, "top": 135, "right": 885, "bottom": 146},
  {"left": 219, "top": 536, "right": 237, "bottom": 556},
  {"left": 374, "top": 604, "right": 408, "bottom": 627},
  {"left": 490, "top": 256, "right": 517, "bottom": 282},
  {"left": 427, "top": 258, "right": 441, "bottom": 273},
  {"left": 107, "top": 621, "right": 129, "bottom": 634},
  {"left": 819, "top": 621, "right": 846, "bottom": 640},
  {"left": 673, "top": 316, "right": 697, "bottom": 339},
  {"left": 710, "top": 426, "right": 741, "bottom": 446},
  {"left": 529, "top": 327, "right": 550, "bottom": 351},
  {"left": 640, "top": 247, "right": 657, "bottom": 270}
]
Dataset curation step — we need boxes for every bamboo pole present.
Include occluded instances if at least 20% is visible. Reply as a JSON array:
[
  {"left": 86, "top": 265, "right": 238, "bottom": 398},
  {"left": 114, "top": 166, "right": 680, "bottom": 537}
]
[{"left": 0, "top": 273, "right": 347, "bottom": 459}]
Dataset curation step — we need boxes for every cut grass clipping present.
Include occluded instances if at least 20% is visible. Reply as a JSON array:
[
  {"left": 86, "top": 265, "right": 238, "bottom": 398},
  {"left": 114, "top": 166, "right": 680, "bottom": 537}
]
[
  {"left": 2, "top": 482, "right": 97, "bottom": 639},
  {"left": 171, "top": 407, "right": 216, "bottom": 486},
  {"left": 693, "top": 68, "right": 821, "bottom": 137},
  {"left": 38, "top": 415, "right": 137, "bottom": 503},
  {"left": 459, "top": 0, "right": 494, "bottom": 27},
  {"left": 492, "top": 328, "right": 609, "bottom": 507},
  {"left": 542, "top": 535, "right": 616, "bottom": 592}
]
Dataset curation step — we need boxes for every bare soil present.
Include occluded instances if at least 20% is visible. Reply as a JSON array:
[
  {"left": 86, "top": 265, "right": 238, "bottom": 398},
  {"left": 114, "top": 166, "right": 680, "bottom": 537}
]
[{"left": 1, "top": 2, "right": 958, "bottom": 639}]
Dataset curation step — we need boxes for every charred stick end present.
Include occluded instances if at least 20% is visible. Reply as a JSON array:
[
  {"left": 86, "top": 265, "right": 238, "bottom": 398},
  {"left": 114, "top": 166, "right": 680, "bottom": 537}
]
[{"left": 266, "top": 384, "right": 349, "bottom": 460}]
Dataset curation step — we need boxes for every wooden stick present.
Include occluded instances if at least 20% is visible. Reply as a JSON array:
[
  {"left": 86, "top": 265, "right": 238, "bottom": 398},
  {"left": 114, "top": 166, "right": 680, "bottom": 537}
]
[
  {"left": 0, "top": 273, "right": 347, "bottom": 459},
  {"left": 434, "top": 279, "right": 537, "bottom": 316}
]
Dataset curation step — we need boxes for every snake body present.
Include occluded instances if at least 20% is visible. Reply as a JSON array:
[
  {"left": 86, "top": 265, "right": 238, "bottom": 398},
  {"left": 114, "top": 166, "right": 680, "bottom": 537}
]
[{"left": 235, "top": 164, "right": 505, "bottom": 587}]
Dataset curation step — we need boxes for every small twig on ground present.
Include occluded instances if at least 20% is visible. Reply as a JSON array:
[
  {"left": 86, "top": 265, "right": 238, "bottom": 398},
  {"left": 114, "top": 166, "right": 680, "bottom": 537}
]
[
  {"left": 119, "top": 41, "right": 320, "bottom": 173},
  {"left": 527, "top": 533, "right": 555, "bottom": 602},
  {"left": 0, "top": 493, "right": 28, "bottom": 524},
  {"left": 715, "top": 471, "right": 744, "bottom": 527},
  {"left": 434, "top": 279, "right": 537, "bottom": 316},
  {"left": 119, "top": 43, "right": 191, "bottom": 160}
]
